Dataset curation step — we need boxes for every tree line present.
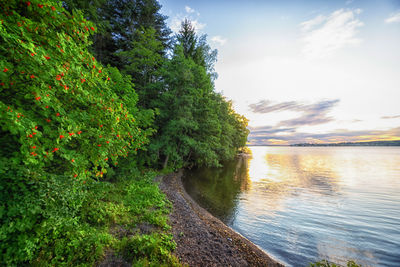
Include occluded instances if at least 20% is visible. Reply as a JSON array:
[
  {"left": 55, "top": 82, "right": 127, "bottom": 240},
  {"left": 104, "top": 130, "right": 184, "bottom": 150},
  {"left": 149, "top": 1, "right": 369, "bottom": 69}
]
[
  {"left": 62, "top": 0, "right": 249, "bottom": 169},
  {"left": 0, "top": 0, "right": 248, "bottom": 265}
]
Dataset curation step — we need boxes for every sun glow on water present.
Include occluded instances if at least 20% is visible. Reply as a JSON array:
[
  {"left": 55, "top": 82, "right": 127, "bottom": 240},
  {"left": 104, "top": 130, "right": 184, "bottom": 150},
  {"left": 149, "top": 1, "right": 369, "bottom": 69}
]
[{"left": 185, "top": 146, "right": 400, "bottom": 266}]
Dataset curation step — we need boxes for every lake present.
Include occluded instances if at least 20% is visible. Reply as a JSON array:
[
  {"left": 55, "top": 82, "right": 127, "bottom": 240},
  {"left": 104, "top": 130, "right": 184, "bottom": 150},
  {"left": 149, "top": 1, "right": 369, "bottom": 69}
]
[{"left": 183, "top": 146, "right": 400, "bottom": 266}]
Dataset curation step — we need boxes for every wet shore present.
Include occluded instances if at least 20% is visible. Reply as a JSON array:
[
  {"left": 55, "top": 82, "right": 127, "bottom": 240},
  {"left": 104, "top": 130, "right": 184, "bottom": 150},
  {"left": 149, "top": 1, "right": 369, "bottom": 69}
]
[{"left": 159, "top": 171, "right": 284, "bottom": 267}]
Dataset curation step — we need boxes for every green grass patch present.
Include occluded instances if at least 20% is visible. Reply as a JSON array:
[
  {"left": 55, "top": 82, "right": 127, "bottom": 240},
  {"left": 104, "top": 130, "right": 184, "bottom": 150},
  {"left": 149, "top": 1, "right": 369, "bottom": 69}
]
[{"left": 1, "top": 170, "right": 180, "bottom": 266}]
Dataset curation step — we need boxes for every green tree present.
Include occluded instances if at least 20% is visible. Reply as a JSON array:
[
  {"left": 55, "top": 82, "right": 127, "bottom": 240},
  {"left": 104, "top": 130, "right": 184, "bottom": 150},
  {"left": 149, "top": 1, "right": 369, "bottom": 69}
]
[
  {"left": 177, "top": 19, "right": 218, "bottom": 78},
  {"left": 148, "top": 37, "right": 248, "bottom": 169},
  {"left": 118, "top": 27, "right": 165, "bottom": 109},
  {"left": 64, "top": 0, "right": 171, "bottom": 68}
]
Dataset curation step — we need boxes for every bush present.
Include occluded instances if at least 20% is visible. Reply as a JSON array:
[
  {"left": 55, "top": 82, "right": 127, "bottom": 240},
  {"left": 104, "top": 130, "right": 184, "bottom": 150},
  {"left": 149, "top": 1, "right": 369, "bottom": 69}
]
[
  {"left": 0, "top": 0, "right": 147, "bottom": 181},
  {"left": 0, "top": 0, "right": 149, "bottom": 265}
]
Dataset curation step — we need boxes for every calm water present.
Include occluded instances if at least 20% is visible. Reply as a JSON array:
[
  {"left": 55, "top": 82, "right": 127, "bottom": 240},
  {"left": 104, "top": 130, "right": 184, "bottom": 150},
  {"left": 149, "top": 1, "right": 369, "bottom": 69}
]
[{"left": 183, "top": 146, "right": 400, "bottom": 266}]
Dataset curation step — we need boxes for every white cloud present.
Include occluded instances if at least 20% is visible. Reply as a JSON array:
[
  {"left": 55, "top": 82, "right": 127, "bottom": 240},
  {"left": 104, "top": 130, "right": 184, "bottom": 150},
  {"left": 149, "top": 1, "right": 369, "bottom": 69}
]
[
  {"left": 170, "top": 6, "right": 205, "bottom": 33},
  {"left": 385, "top": 12, "right": 400, "bottom": 24},
  {"left": 300, "top": 15, "right": 326, "bottom": 32},
  {"left": 300, "top": 9, "right": 364, "bottom": 59},
  {"left": 345, "top": 0, "right": 354, "bottom": 5},
  {"left": 211, "top": 35, "right": 227, "bottom": 46},
  {"left": 191, "top": 20, "right": 206, "bottom": 31},
  {"left": 185, "top": 6, "right": 195, "bottom": 14}
]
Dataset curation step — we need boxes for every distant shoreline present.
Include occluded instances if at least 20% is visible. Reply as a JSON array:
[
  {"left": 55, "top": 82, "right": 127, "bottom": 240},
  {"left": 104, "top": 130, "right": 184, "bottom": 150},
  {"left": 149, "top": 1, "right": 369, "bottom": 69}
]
[{"left": 247, "top": 140, "right": 400, "bottom": 147}]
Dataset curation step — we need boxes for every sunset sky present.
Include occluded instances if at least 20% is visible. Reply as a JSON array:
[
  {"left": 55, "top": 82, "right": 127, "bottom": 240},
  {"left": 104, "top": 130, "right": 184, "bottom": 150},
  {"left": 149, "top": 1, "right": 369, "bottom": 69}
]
[{"left": 159, "top": 0, "right": 400, "bottom": 145}]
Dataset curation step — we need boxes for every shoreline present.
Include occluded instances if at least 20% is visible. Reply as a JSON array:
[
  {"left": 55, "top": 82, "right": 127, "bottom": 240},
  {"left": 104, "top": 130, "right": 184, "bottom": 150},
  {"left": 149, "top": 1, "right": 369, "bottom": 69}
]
[{"left": 159, "top": 171, "right": 284, "bottom": 267}]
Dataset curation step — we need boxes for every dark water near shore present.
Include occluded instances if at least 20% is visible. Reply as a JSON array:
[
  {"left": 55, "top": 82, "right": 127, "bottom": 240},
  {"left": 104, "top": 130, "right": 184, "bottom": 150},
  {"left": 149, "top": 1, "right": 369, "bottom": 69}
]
[{"left": 183, "top": 146, "right": 400, "bottom": 266}]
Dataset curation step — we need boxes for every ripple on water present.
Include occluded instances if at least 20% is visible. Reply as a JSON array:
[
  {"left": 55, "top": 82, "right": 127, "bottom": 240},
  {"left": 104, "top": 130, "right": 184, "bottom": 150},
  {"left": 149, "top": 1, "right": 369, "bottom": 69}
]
[{"left": 184, "top": 147, "right": 400, "bottom": 267}]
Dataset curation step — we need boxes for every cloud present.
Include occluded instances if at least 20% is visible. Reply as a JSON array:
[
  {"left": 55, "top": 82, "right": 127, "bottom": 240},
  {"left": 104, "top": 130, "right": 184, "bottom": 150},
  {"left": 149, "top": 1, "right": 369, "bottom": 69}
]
[
  {"left": 381, "top": 115, "right": 400, "bottom": 119},
  {"left": 247, "top": 100, "right": 400, "bottom": 145},
  {"left": 248, "top": 127, "right": 400, "bottom": 145},
  {"left": 278, "top": 100, "right": 340, "bottom": 127},
  {"left": 249, "top": 100, "right": 300, "bottom": 113},
  {"left": 185, "top": 6, "right": 195, "bottom": 14},
  {"left": 249, "top": 99, "right": 340, "bottom": 127},
  {"left": 385, "top": 12, "right": 400, "bottom": 24},
  {"left": 345, "top": 0, "right": 354, "bottom": 5},
  {"left": 300, "top": 15, "right": 326, "bottom": 32},
  {"left": 170, "top": 6, "right": 205, "bottom": 33},
  {"left": 211, "top": 35, "right": 227, "bottom": 46},
  {"left": 300, "top": 9, "right": 364, "bottom": 59},
  {"left": 248, "top": 126, "right": 296, "bottom": 135},
  {"left": 191, "top": 20, "right": 206, "bottom": 31}
]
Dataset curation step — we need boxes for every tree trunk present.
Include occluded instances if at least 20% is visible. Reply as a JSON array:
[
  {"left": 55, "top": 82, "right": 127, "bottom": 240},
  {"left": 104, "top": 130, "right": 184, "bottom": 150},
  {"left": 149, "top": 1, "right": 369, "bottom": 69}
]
[{"left": 163, "top": 154, "right": 169, "bottom": 169}]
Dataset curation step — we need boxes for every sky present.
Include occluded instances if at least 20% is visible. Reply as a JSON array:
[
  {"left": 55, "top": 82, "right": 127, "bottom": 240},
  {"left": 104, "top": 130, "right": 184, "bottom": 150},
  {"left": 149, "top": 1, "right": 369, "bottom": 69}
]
[{"left": 159, "top": 0, "right": 400, "bottom": 145}]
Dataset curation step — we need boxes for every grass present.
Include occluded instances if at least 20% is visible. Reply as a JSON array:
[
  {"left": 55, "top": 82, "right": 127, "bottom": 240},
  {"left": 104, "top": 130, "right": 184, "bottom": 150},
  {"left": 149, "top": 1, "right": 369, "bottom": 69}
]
[
  {"left": 83, "top": 170, "right": 181, "bottom": 266},
  {"left": 17, "top": 169, "right": 181, "bottom": 267}
]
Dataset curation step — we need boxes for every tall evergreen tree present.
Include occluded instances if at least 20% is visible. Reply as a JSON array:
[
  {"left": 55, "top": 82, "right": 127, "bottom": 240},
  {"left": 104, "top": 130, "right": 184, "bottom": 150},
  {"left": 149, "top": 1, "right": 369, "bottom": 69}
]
[
  {"left": 145, "top": 19, "right": 248, "bottom": 169},
  {"left": 118, "top": 27, "right": 165, "bottom": 108},
  {"left": 176, "top": 19, "right": 218, "bottom": 78},
  {"left": 63, "top": 0, "right": 171, "bottom": 68}
]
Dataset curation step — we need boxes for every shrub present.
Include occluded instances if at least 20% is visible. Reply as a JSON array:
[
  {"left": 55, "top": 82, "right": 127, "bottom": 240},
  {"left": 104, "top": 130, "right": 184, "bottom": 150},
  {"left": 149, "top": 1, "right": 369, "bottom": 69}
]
[
  {"left": 0, "top": 0, "right": 149, "bottom": 265},
  {"left": 0, "top": 0, "right": 147, "bottom": 181}
]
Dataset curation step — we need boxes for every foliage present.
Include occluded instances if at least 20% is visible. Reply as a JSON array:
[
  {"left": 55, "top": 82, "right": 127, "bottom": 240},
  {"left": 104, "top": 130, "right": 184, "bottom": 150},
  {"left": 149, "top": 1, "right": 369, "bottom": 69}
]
[
  {"left": 177, "top": 18, "right": 218, "bottom": 78},
  {"left": 94, "top": 170, "right": 179, "bottom": 266},
  {"left": 0, "top": 0, "right": 148, "bottom": 181},
  {"left": 118, "top": 26, "right": 165, "bottom": 109},
  {"left": 64, "top": 0, "right": 171, "bottom": 68},
  {"left": 0, "top": 0, "right": 249, "bottom": 265},
  {"left": 61, "top": 2, "right": 249, "bottom": 171},
  {"left": 0, "top": 0, "right": 153, "bottom": 265},
  {"left": 146, "top": 20, "right": 249, "bottom": 169}
]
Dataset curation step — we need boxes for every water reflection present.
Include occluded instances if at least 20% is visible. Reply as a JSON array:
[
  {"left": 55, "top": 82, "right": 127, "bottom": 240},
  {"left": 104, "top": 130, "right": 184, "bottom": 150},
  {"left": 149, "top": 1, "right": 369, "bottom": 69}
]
[
  {"left": 184, "top": 146, "right": 400, "bottom": 266},
  {"left": 183, "top": 156, "right": 251, "bottom": 224}
]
